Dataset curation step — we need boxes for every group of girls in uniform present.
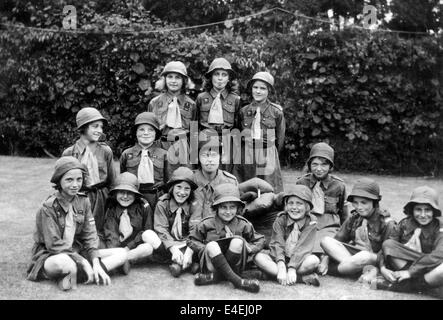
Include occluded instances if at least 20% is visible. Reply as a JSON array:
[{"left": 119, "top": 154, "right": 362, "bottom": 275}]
[{"left": 27, "top": 57, "right": 443, "bottom": 296}]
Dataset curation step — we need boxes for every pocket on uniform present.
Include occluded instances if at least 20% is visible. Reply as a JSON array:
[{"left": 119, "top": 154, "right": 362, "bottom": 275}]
[
  {"left": 152, "top": 156, "right": 165, "bottom": 181},
  {"left": 74, "top": 213, "right": 85, "bottom": 230},
  {"left": 325, "top": 196, "right": 338, "bottom": 213},
  {"left": 223, "top": 102, "right": 235, "bottom": 126},
  {"left": 261, "top": 116, "right": 276, "bottom": 128}
]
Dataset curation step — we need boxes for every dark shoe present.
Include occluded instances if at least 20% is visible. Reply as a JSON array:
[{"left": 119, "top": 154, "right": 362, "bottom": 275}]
[
  {"left": 370, "top": 277, "right": 413, "bottom": 292},
  {"left": 194, "top": 272, "right": 220, "bottom": 286},
  {"left": 237, "top": 279, "right": 260, "bottom": 293},
  {"left": 169, "top": 263, "right": 182, "bottom": 278},
  {"left": 76, "top": 266, "right": 89, "bottom": 284},
  {"left": 119, "top": 260, "right": 131, "bottom": 275},
  {"left": 190, "top": 262, "right": 200, "bottom": 275},
  {"left": 301, "top": 273, "right": 320, "bottom": 287},
  {"left": 57, "top": 273, "right": 73, "bottom": 291}
]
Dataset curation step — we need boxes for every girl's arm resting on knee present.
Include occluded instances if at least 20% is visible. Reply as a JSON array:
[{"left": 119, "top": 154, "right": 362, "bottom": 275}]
[
  {"left": 186, "top": 222, "right": 207, "bottom": 253},
  {"left": 244, "top": 223, "right": 266, "bottom": 254},
  {"left": 277, "top": 261, "right": 287, "bottom": 285},
  {"left": 92, "top": 257, "right": 111, "bottom": 285}
]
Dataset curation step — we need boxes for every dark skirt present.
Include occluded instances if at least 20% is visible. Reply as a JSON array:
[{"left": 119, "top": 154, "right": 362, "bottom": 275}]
[
  {"left": 382, "top": 239, "right": 424, "bottom": 266},
  {"left": 313, "top": 226, "right": 340, "bottom": 254},
  {"left": 199, "top": 236, "right": 252, "bottom": 273}
]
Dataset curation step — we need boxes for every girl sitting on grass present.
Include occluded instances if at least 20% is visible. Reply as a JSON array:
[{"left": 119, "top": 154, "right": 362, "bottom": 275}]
[
  {"left": 27, "top": 156, "right": 128, "bottom": 291},
  {"left": 100, "top": 172, "right": 161, "bottom": 266},
  {"left": 154, "top": 167, "right": 201, "bottom": 277},
  {"left": 254, "top": 185, "right": 321, "bottom": 286},
  {"left": 320, "top": 178, "right": 396, "bottom": 283},
  {"left": 188, "top": 183, "right": 265, "bottom": 293},
  {"left": 372, "top": 186, "right": 443, "bottom": 293}
]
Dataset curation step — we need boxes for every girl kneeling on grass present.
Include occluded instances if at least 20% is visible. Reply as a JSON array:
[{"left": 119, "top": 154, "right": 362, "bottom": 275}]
[
  {"left": 154, "top": 167, "right": 201, "bottom": 277},
  {"left": 100, "top": 172, "right": 161, "bottom": 267},
  {"left": 188, "top": 183, "right": 265, "bottom": 293},
  {"left": 372, "top": 186, "right": 443, "bottom": 293},
  {"left": 27, "top": 157, "right": 128, "bottom": 291},
  {"left": 320, "top": 178, "right": 396, "bottom": 282},
  {"left": 254, "top": 185, "right": 321, "bottom": 286}
]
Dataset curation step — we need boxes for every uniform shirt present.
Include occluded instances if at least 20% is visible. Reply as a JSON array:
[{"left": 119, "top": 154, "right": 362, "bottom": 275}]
[
  {"left": 296, "top": 173, "right": 347, "bottom": 228},
  {"left": 196, "top": 89, "right": 241, "bottom": 131},
  {"left": 187, "top": 215, "right": 265, "bottom": 254},
  {"left": 386, "top": 216, "right": 443, "bottom": 277},
  {"left": 238, "top": 99, "right": 286, "bottom": 152},
  {"left": 154, "top": 194, "right": 200, "bottom": 250},
  {"left": 120, "top": 143, "right": 170, "bottom": 188},
  {"left": 32, "top": 191, "right": 99, "bottom": 262},
  {"left": 62, "top": 139, "right": 116, "bottom": 188},
  {"left": 192, "top": 169, "right": 238, "bottom": 219},
  {"left": 102, "top": 200, "right": 153, "bottom": 250},
  {"left": 147, "top": 91, "right": 197, "bottom": 137},
  {"left": 335, "top": 208, "right": 396, "bottom": 253},
  {"left": 269, "top": 212, "right": 318, "bottom": 270}
]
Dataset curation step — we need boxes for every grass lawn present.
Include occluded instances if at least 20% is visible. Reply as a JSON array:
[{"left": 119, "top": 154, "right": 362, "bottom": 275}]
[{"left": 1, "top": 155, "right": 442, "bottom": 300}]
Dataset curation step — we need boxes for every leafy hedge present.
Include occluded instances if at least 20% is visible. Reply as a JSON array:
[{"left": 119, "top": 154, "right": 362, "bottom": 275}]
[{"left": 1, "top": 2, "right": 442, "bottom": 176}]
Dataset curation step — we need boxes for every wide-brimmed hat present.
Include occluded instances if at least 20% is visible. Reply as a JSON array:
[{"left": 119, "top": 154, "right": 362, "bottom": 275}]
[
  {"left": 110, "top": 172, "right": 143, "bottom": 197},
  {"left": 282, "top": 185, "right": 314, "bottom": 210},
  {"left": 403, "top": 186, "right": 441, "bottom": 217},
  {"left": 246, "top": 71, "right": 275, "bottom": 91},
  {"left": 165, "top": 167, "right": 197, "bottom": 191},
  {"left": 211, "top": 183, "right": 244, "bottom": 208},
  {"left": 205, "top": 58, "right": 236, "bottom": 78},
  {"left": 76, "top": 107, "right": 107, "bottom": 129},
  {"left": 134, "top": 112, "right": 162, "bottom": 140},
  {"left": 50, "top": 156, "right": 86, "bottom": 184},
  {"left": 308, "top": 142, "right": 334, "bottom": 167},
  {"left": 347, "top": 178, "right": 381, "bottom": 202}
]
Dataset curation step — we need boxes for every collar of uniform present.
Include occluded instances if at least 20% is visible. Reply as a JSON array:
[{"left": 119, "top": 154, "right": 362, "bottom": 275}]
[
  {"left": 251, "top": 99, "right": 270, "bottom": 113},
  {"left": 406, "top": 216, "right": 438, "bottom": 239},
  {"left": 308, "top": 173, "right": 331, "bottom": 189},
  {"left": 214, "top": 214, "right": 238, "bottom": 233},
  {"left": 165, "top": 91, "right": 185, "bottom": 105},
  {"left": 169, "top": 197, "right": 190, "bottom": 216},
  {"left": 75, "top": 138, "right": 87, "bottom": 155},
  {"left": 210, "top": 88, "right": 228, "bottom": 100},
  {"left": 286, "top": 213, "right": 309, "bottom": 230},
  {"left": 134, "top": 143, "right": 155, "bottom": 156},
  {"left": 55, "top": 191, "right": 75, "bottom": 213},
  {"left": 196, "top": 169, "right": 221, "bottom": 188}
]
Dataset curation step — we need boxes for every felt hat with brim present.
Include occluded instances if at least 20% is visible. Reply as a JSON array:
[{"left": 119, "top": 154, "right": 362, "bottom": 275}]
[
  {"left": 403, "top": 186, "right": 441, "bottom": 217},
  {"left": 247, "top": 71, "right": 275, "bottom": 91},
  {"left": 205, "top": 58, "right": 236, "bottom": 78},
  {"left": 110, "top": 172, "right": 143, "bottom": 197},
  {"left": 308, "top": 142, "right": 334, "bottom": 167},
  {"left": 282, "top": 185, "right": 314, "bottom": 210},
  {"left": 161, "top": 61, "right": 188, "bottom": 78},
  {"left": 134, "top": 112, "right": 162, "bottom": 140},
  {"left": 76, "top": 107, "right": 107, "bottom": 129},
  {"left": 211, "top": 183, "right": 244, "bottom": 208},
  {"left": 165, "top": 167, "right": 197, "bottom": 191},
  {"left": 50, "top": 156, "right": 86, "bottom": 184},
  {"left": 347, "top": 178, "right": 381, "bottom": 202}
]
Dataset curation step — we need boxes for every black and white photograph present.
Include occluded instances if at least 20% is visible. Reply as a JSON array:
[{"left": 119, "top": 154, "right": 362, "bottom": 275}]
[{"left": 0, "top": 0, "right": 442, "bottom": 304}]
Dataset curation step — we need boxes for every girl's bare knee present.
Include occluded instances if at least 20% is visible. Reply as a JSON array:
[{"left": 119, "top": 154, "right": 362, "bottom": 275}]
[
  {"left": 206, "top": 241, "right": 220, "bottom": 255},
  {"left": 229, "top": 238, "right": 244, "bottom": 252},
  {"left": 142, "top": 230, "right": 161, "bottom": 248},
  {"left": 45, "top": 254, "right": 76, "bottom": 275}
]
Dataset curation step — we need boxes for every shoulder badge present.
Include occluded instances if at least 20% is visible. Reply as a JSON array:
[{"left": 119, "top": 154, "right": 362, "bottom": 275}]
[
  {"left": 184, "top": 102, "right": 190, "bottom": 111},
  {"left": 127, "top": 153, "right": 133, "bottom": 160}
]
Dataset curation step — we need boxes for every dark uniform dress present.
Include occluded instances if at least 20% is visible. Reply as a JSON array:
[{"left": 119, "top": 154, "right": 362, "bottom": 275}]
[
  {"left": 334, "top": 208, "right": 396, "bottom": 255},
  {"left": 381, "top": 217, "right": 443, "bottom": 278},
  {"left": 153, "top": 194, "right": 201, "bottom": 262},
  {"left": 27, "top": 192, "right": 99, "bottom": 281},
  {"left": 192, "top": 169, "right": 238, "bottom": 219},
  {"left": 267, "top": 212, "right": 318, "bottom": 270},
  {"left": 147, "top": 91, "right": 197, "bottom": 171},
  {"left": 196, "top": 88, "right": 241, "bottom": 172},
  {"left": 100, "top": 199, "right": 154, "bottom": 250},
  {"left": 187, "top": 215, "right": 265, "bottom": 272},
  {"left": 62, "top": 139, "right": 116, "bottom": 235},
  {"left": 120, "top": 143, "right": 170, "bottom": 210},
  {"left": 296, "top": 173, "right": 347, "bottom": 253},
  {"left": 233, "top": 99, "right": 286, "bottom": 193}
]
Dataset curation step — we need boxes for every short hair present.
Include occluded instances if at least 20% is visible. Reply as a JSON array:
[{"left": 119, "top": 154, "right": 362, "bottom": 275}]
[{"left": 168, "top": 181, "right": 195, "bottom": 203}]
